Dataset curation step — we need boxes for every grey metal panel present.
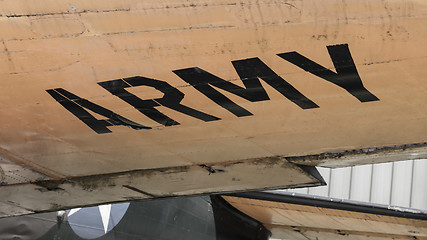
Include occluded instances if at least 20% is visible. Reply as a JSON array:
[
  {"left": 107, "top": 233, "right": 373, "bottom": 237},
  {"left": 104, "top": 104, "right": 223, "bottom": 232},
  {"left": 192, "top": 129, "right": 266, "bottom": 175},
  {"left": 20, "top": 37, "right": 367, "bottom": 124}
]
[
  {"left": 283, "top": 159, "right": 427, "bottom": 211},
  {"left": 349, "top": 164, "right": 372, "bottom": 202},
  {"left": 329, "top": 168, "right": 351, "bottom": 199},
  {"left": 390, "top": 161, "right": 413, "bottom": 208},
  {"left": 411, "top": 159, "right": 427, "bottom": 210},
  {"left": 287, "top": 187, "right": 309, "bottom": 194},
  {"left": 369, "top": 162, "right": 393, "bottom": 205},
  {"left": 308, "top": 167, "right": 330, "bottom": 197}
]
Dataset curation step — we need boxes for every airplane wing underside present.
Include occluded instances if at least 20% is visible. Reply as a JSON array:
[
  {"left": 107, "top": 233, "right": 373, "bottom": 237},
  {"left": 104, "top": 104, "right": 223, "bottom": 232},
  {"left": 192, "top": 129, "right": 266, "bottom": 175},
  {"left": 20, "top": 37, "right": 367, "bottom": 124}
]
[
  {"left": 1, "top": 0, "right": 427, "bottom": 217},
  {"left": 224, "top": 192, "right": 427, "bottom": 240},
  {"left": 0, "top": 158, "right": 325, "bottom": 217}
]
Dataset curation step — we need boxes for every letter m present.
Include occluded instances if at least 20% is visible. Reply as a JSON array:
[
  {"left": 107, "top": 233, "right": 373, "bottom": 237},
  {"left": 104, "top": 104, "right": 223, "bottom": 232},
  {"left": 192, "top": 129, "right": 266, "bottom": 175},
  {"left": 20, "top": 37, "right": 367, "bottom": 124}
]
[{"left": 174, "top": 58, "right": 319, "bottom": 117}]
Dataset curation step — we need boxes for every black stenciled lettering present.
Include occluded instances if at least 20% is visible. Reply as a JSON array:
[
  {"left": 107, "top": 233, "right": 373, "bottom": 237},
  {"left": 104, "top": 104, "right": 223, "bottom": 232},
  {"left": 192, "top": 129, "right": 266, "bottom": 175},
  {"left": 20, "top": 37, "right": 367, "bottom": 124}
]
[
  {"left": 98, "top": 77, "right": 220, "bottom": 126},
  {"left": 173, "top": 58, "right": 318, "bottom": 117},
  {"left": 232, "top": 58, "right": 319, "bottom": 109},
  {"left": 278, "top": 44, "right": 379, "bottom": 102},
  {"left": 46, "top": 88, "right": 150, "bottom": 134}
]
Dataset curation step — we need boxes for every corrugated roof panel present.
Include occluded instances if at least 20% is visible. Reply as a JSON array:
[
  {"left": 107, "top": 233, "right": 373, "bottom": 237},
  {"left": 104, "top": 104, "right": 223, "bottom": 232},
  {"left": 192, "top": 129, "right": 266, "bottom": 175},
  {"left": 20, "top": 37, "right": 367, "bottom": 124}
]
[
  {"left": 370, "top": 162, "right": 393, "bottom": 205},
  {"left": 412, "top": 159, "right": 427, "bottom": 210},
  {"left": 391, "top": 161, "right": 413, "bottom": 208},
  {"left": 349, "top": 164, "right": 372, "bottom": 202},
  {"left": 308, "top": 167, "right": 330, "bottom": 197},
  {"left": 282, "top": 159, "right": 427, "bottom": 211}
]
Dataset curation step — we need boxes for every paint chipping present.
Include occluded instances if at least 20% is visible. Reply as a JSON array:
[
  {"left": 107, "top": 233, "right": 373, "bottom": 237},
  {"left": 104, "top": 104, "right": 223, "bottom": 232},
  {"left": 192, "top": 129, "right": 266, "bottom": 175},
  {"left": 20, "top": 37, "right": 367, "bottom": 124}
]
[
  {"left": 286, "top": 142, "right": 427, "bottom": 166},
  {"left": 200, "top": 164, "right": 226, "bottom": 174}
]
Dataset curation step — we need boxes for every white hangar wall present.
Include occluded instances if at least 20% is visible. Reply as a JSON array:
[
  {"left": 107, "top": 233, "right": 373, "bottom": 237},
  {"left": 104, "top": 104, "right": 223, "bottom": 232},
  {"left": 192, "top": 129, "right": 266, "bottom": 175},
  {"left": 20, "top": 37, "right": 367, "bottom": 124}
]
[{"left": 283, "top": 159, "right": 427, "bottom": 210}]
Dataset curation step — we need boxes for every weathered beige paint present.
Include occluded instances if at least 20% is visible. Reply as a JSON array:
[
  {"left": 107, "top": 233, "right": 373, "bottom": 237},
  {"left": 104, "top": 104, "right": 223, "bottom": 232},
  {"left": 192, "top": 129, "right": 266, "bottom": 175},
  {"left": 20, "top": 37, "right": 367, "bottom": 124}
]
[
  {"left": 0, "top": 157, "right": 323, "bottom": 217},
  {"left": 0, "top": 0, "right": 427, "bottom": 215},
  {"left": 224, "top": 195, "right": 427, "bottom": 239}
]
